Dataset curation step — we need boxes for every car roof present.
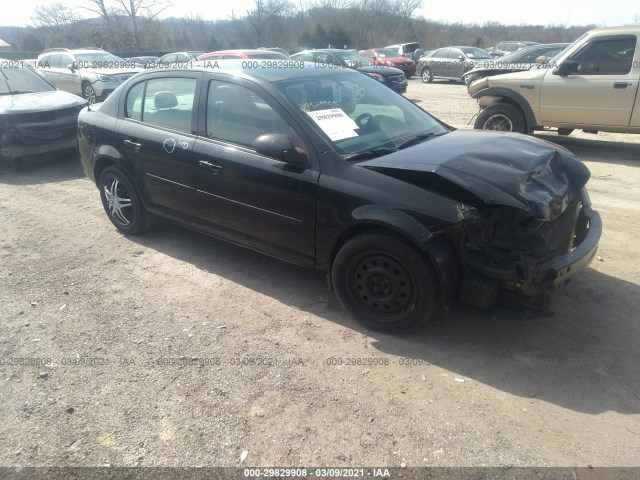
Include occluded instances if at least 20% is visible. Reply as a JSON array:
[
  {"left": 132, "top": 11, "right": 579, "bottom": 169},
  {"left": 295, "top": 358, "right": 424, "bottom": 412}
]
[
  {"left": 205, "top": 49, "right": 276, "bottom": 55},
  {"left": 144, "top": 59, "right": 357, "bottom": 82}
]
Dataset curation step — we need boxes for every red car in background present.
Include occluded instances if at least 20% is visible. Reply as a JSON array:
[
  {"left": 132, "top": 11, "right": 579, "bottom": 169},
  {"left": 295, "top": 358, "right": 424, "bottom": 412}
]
[
  {"left": 358, "top": 48, "right": 416, "bottom": 78},
  {"left": 196, "top": 49, "right": 289, "bottom": 61}
]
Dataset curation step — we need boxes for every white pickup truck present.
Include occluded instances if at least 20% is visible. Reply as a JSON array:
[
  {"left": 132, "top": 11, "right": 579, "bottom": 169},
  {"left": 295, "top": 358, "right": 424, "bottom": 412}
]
[{"left": 469, "top": 26, "right": 640, "bottom": 135}]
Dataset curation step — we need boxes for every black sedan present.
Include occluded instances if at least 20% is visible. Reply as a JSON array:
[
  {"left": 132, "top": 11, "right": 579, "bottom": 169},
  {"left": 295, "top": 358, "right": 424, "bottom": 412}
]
[
  {"left": 1, "top": 61, "right": 87, "bottom": 170},
  {"left": 462, "top": 43, "right": 569, "bottom": 86},
  {"left": 291, "top": 49, "right": 408, "bottom": 93},
  {"left": 77, "top": 62, "right": 601, "bottom": 331},
  {"left": 417, "top": 46, "right": 494, "bottom": 83}
]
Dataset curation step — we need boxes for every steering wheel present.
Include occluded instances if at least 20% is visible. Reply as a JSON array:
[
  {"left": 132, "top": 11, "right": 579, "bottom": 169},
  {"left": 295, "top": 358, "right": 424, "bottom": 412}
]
[
  {"left": 355, "top": 113, "right": 374, "bottom": 129},
  {"left": 354, "top": 85, "right": 366, "bottom": 101}
]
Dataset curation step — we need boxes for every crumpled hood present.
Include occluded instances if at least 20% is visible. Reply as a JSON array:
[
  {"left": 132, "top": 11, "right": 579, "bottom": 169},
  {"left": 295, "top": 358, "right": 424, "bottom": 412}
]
[
  {"left": 358, "top": 130, "right": 591, "bottom": 221},
  {"left": 0, "top": 90, "right": 86, "bottom": 115}
]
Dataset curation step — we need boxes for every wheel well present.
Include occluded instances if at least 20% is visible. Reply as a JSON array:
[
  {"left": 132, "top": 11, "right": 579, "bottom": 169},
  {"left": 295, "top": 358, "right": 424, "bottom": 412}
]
[
  {"left": 330, "top": 225, "right": 438, "bottom": 276},
  {"left": 93, "top": 157, "right": 117, "bottom": 184}
]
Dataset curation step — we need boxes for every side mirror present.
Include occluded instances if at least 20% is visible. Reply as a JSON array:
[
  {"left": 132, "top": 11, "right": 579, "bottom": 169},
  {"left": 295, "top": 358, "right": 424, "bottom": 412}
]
[
  {"left": 553, "top": 60, "right": 579, "bottom": 76},
  {"left": 67, "top": 63, "right": 75, "bottom": 72},
  {"left": 252, "top": 134, "right": 309, "bottom": 168}
]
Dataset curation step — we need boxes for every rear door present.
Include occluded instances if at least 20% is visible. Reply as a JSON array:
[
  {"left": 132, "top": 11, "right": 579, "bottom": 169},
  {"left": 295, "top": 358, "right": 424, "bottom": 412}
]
[
  {"left": 115, "top": 73, "right": 203, "bottom": 217},
  {"left": 429, "top": 48, "right": 450, "bottom": 78},
  {"left": 540, "top": 35, "right": 639, "bottom": 127},
  {"left": 191, "top": 76, "right": 319, "bottom": 266}
]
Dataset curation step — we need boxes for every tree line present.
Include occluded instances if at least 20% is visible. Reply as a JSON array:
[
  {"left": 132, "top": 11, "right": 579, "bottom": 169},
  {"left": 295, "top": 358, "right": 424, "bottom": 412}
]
[{"left": 0, "top": 0, "right": 600, "bottom": 55}]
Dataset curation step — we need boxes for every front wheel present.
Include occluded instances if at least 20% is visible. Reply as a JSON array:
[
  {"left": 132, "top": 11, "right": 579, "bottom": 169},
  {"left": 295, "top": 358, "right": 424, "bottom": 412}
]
[
  {"left": 474, "top": 104, "right": 525, "bottom": 133},
  {"left": 332, "top": 232, "right": 440, "bottom": 332},
  {"left": 421, "top": 67, "right": 433, "bottom": 83},
  {"left": 98, "top": 166, "right": 152, "bottom": 234},
  {"left": 82, "top": 82, "right": 98, "bottom": 104}
]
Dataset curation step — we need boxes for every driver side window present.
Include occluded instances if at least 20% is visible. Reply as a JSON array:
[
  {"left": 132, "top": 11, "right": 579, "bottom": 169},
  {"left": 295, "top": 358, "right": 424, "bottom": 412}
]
[
  {"left": 205, "top": 80, "right": 291, "bottom": 149},
  {"left": 571, "top": 37, "right": 636, "bottom": 75}
]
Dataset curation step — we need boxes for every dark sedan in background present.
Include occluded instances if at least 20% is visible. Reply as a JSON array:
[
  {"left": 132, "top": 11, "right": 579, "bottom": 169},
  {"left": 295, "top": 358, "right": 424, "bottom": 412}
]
[
  {"left": 0, "top": 61, "right": 86, "bottom": 170},
  {"left": 417, "top": 46, "right": 494, "bottom": 83},
  {"left": 77, "top": 61, "right": 600, "bottom": 332},
  {"left": 291, "top": 49, "right": 408, "bottom": 93},
  {"left": 462, "top": 43, "right": 569, "bottom": 86}
]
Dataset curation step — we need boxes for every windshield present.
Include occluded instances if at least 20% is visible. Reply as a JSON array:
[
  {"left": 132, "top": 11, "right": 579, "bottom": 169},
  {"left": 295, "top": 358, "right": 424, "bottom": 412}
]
[
  {"left": 459, "top": 47, "right": 492, "bottom": 59},
  {"left": 274, "top": 70, "right": 449, "bottom": 157},
  {"left": 375, "top": 49, "right": 400, "bottom": 58},
  {"left": 74, "top": 52, "right": 126, "bottom": 66},
  {"left": 0, "top": 66, "right": 56, "bottom": 95},
  {"left": 246, "top": 52, "right": 289, "bottom": 59},
  {"left": 332, "top": 51, "right": 373, "bottom": 66}
]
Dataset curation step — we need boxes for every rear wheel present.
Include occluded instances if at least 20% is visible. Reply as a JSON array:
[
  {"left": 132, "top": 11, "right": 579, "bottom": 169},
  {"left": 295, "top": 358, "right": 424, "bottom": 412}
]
[
  {"left": 332, "top": 232, "right": 440, "bottom": 332},
  {"left": 421, "top": 67, "right": 433, "bottom": 83},
  {"left": 474, "top": 103, "right": 525, "bottom": 133},
  {"left": 98, "top": 166, "right": 152, "bottom": 234}
]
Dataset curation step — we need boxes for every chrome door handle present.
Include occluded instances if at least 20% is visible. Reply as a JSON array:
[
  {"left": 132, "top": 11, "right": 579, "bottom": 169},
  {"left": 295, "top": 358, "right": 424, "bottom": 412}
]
[
  {"left": 198, "top": 160, "right": 223, "bottom": 174},
  {"left": 123, "top": 139, "right": 142, "bottom": 150}
]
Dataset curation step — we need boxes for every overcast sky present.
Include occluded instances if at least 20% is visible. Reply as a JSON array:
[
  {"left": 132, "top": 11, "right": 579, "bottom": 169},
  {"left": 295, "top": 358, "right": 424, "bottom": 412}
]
[{"left": 1, "top": 0, "right": 638, "bottom": 28}]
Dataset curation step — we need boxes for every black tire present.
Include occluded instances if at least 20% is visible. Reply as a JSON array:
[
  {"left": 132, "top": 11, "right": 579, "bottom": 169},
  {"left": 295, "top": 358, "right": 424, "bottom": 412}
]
[
  {"left": 421, "top": 67, "right": 433, "bottom": 83},
  {"left": 474, "top": 103, "right": 526, "bottom": 133},
  {"left": 332, "top": 232, "right": 440, "bottom": 332},
  {"left": 98, "top": 166, "right": 151, "bottom": 234},
  {"left": 82, "top": 82, "right": 98, "bottom": 104}
]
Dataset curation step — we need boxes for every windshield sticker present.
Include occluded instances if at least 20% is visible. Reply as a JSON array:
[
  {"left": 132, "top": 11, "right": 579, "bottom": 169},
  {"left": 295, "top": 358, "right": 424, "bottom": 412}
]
[{"left": 307, "top": 108, "right": 358, "bottom": 141}]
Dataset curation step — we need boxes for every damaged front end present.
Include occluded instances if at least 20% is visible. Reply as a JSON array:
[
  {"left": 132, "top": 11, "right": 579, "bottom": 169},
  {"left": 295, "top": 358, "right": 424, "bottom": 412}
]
[
  {"left": 360, "top": 130, "right": 602, "bottom": 315},
  {"left": 441, "top": 188, "right": 601, "bottom": 314}
]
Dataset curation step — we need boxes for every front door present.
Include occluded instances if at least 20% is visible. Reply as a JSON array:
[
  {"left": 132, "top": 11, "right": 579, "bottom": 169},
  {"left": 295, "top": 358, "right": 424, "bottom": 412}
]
[
  {"left": 191, "top": 78, "right": 319, "bottom": 266},
  {"left": 540, "top": 36, "right": 640, "bottom": 127}
]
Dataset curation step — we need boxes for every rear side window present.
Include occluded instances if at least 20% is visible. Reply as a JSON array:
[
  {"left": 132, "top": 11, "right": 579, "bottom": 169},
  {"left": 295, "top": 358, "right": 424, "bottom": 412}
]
[
  {"left": 571, "top": 37, "right": 636, "bottom": 75},
  {"left": 48, "top": 54, "right": 62, "bottom": 68},
  {"left": 124, "top": 77, "right": 197, "bottom": 133},
  {"left": 125, "top": 82, "right": 145, "bottom": 121},
  {"left": 433, "top": 48, "right": 449, "bottom": 58}
]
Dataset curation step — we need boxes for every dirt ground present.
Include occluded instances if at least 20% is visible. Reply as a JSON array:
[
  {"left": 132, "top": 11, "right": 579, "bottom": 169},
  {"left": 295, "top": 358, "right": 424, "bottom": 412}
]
[{"left": 1, "top": 77, "right": 639, "bottom": 469}]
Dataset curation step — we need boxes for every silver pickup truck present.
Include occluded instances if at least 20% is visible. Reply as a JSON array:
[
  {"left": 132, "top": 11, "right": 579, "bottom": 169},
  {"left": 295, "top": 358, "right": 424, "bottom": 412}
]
[{"left": 469, "top": 26, "right": 640, "bottom": 135}]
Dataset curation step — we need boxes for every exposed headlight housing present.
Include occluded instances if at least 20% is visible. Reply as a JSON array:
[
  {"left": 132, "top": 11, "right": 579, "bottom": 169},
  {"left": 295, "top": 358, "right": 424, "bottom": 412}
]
[{"left": 365, "top": 72, "right": 385, "bottom": 82}]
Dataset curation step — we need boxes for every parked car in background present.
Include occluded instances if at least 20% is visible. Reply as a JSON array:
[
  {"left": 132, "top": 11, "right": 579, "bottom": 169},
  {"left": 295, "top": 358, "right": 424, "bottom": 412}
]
[
  {"left": 463, "top": 43, "right": 569, "bottom": 86},
  {"left": 126, "top": 56, "right": 160, "bottom": 68},
  {"left": 417, "top": 46, "right": 493, "bottom": 83},
  {"left": 0, "top": 60, "right": 86, "bottom": 170},
  {"left": 385, "top": 42, "right": 423, "bottom": 61},
  {"left": 77, "top": 61, "right": 601, "bottom": 331},
  {"left": 358, "top": 48, "right": 416, "bottom": 78},
  {"left": 36, "top": 48, "right": 141, "bottom": 104},
  {"left": 486, "top": 41, "right": 540, "bottom": 58},
  {"left": 291, "top": 49, "right": 407, "bottom": 93},
  {"left": 156, "top": 51, "right": 204, "bottom": 65},
  {"left": 257, "top": 47, "right": 291, "bottom": 57},
  {"left": 197, "top": 49, "right": 289, "bottom": 61},
  {"left": 470, "top": 26, "right": 640, "bottom": 135}
]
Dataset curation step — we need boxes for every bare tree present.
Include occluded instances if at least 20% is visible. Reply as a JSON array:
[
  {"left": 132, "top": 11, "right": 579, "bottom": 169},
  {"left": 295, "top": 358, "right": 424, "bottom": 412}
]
[
  {"left": 32, "top": 2, "right": 80, "bottom": 46},
  {"left": 81, "top": 0, "right": 119, "bottom": 48},
  {"left": 246, "top": 0, "right": 294, "bottom": 46},
  {"left": 114, "top": 0, "right": 171, "bottom": 50}
]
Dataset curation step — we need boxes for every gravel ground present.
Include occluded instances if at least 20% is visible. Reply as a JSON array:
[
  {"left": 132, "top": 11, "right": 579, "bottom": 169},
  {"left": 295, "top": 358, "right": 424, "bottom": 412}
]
[{"left": 1, "top": 77, "right": 639, "bottom": 469}]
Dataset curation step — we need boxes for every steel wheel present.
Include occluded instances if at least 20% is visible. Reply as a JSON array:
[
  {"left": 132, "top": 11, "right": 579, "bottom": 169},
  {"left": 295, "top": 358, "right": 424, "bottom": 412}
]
[
  {"left": 482, "top": 113, "right": 513, "bottom": 131},
  {"left": 351, "top": 254, "right": 415, "bottom": 320},
  {"left": 474, "top": 104, "right": 526, "bottom": 133},
  {"left": 332, "top": 232, "right": 439, "bottom": 332}
]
